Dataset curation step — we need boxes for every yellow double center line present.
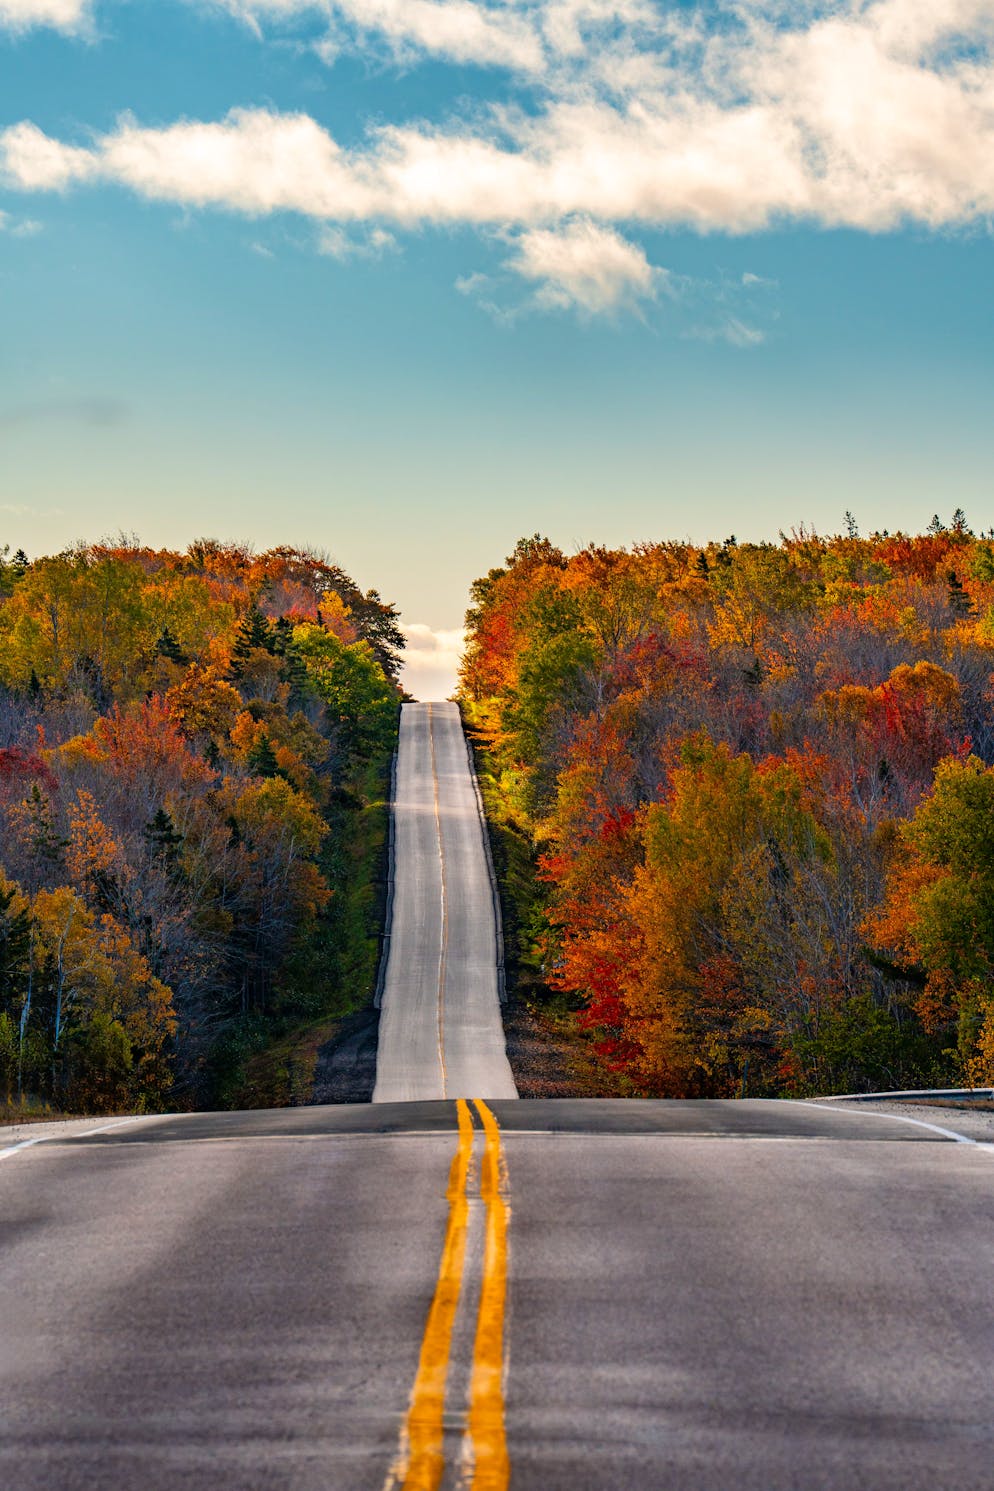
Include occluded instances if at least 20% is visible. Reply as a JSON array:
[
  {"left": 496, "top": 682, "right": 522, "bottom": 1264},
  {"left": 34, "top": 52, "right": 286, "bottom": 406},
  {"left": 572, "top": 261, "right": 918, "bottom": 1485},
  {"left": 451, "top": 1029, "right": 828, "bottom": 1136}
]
[{"left": 388, "top": 1098, "right": 511, "bottom": 1491}]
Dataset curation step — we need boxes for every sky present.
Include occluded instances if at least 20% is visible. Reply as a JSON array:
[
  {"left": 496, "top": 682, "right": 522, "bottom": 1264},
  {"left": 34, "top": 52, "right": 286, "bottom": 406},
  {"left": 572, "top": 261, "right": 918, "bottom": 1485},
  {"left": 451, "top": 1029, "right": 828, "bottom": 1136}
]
[{"left": 1, "top": 1, "right": 993, "bottom": 699}]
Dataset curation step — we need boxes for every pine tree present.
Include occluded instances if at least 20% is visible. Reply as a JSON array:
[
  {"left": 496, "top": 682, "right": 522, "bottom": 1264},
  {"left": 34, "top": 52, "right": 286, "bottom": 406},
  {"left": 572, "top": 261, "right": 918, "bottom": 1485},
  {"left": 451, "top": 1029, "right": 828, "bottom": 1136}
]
[
  {"left": 155, "top": 625, "right": 188, "bottom": 664},
  {"left": 947, "top": 570, "right": 973, "bottom": 617},
  {"left": 247, "top": 732, "right": 279, "bottom": 779},
  {"left": 24, "top": 786, "right": 68, "bottom": 881},
  {"left": 142, "top": 808, "right": 184, "bottom": 872},
  {"left": 0, "top": 883, "right": 31, "bottom": 1015},
  {"left": 229, "top": 606, "right": 274, "bottom": 678}
]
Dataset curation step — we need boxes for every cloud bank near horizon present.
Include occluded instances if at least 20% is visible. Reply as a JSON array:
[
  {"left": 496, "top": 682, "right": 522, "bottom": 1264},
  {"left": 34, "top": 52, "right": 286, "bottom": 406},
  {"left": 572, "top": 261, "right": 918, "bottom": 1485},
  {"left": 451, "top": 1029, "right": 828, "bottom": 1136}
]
[
  {"left": 3, "top": 1, "right": 993, "bottom": 314},
  {"left": 400, "top": 623, "right": 465, "bottom": 700}
]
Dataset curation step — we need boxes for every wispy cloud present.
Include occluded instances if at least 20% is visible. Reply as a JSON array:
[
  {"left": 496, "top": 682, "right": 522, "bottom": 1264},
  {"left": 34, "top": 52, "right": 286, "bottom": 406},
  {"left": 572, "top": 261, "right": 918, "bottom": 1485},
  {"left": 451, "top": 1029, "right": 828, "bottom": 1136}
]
[
  {"left": 211, "top": 0, "right": 545, "bottom": 72},
  {"left": 0, "top": 502, "right": 65, "bottom": 516},
  {"left": 317, "top": 223, "right": 397, "bottom": 259},
  {"left": 687, "top": 316, "right": 768, "bottom": 349},
  {"left": 0, "top": 209, "right": 42, "bottom": 236},
  {"left": 0, "top": 397, "right": 130, "bottom": 429}
]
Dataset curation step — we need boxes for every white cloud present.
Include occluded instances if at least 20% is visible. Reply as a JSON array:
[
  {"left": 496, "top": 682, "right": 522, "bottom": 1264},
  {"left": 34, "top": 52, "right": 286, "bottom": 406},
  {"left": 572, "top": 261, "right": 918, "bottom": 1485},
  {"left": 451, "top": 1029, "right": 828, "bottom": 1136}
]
[
  {"left": 1, "top": 121, "right": 99, "bottom": 190},
  {"left": 3, "top": 0, "right": 994, "bottom": 316},
  {"left": 400, "top": 623, "right": 465, "bottom": 700},
  {"left": 216, "top": 0, "right": 544, "bottom": 71},
  {"left": 0, "top": 0, "right": 90, "bottom": 31},
  {"left": 506, "top": 217, "right": 657, "bottom": 314}
]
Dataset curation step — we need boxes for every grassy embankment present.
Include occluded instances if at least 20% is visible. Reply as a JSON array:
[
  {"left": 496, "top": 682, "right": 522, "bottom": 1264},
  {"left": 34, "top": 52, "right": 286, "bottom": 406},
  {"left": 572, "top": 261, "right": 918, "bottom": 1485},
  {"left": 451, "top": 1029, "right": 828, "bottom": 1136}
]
[{"left": 461, "top": 707, "right": 630, "bottom": 1098}]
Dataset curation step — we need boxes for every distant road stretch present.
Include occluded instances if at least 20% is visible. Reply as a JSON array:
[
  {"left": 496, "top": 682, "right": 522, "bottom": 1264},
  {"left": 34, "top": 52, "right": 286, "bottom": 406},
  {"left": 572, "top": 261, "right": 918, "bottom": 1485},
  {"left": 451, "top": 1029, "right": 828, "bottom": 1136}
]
[{"left": 372, "top": 701, "right": 517, "bottom": 1102}]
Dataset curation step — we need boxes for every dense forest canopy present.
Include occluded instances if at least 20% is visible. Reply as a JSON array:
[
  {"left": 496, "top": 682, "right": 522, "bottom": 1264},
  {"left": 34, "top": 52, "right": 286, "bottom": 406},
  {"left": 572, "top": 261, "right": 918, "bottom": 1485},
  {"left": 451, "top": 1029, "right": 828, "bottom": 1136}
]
[
  {"left": 460, "top": 515, "right": 994, "bottom": 1097},
  {"left": 0, "top": 539, "right": 402, "bottom": 1113}
]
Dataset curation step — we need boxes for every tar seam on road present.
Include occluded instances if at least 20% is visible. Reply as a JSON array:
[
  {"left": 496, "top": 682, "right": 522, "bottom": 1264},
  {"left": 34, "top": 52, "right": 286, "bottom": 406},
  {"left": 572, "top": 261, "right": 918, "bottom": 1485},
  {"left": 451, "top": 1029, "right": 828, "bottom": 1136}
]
[
  {"left": 428, "top": 704, "right": 449, "bottom": 1098},
  {"left": 385, "top": 1099, "right": 511, "bottom": 1491}
]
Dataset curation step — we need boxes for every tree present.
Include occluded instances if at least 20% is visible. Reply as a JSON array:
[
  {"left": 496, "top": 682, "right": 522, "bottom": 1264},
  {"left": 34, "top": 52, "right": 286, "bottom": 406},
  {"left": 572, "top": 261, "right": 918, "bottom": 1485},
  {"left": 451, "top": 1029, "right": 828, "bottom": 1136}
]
[
  {"left": 292, "top": 624, "right": 398, "bottom": 763},
  {"left": 869, "top": 755, "right": 994, "bottom": 1076}
]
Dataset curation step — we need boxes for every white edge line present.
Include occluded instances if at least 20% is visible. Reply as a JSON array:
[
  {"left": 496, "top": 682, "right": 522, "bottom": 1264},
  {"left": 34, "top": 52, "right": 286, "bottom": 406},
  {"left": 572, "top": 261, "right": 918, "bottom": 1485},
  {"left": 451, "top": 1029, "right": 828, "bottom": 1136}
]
[
  {"left": 798, "top": 1099, "right": 980, "bottom": 1146},
  {"left": 0, "top": 1113, "right": 152, "bottom": 1162}
]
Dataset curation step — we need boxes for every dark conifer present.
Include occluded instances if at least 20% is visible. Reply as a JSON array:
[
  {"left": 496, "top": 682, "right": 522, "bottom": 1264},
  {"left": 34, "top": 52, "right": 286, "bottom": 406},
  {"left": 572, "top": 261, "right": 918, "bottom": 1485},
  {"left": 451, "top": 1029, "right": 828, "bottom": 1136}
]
[
  {"left": 143, "top": 808, "right": 184, "bottom": 870},
  {"left": 0, "top": 883, "right": 32, "bottom": 1013},
  {"left": 947, "top": 570, "right": 973, "bottom": 617},
  {"left": 155, "top": 626, "right": 188, "bottom": 664},
  {"left": 247, "top": 732, "right": 279, "bottom": 779},
  {"left": 229, "top": 605, "right": 274, "bottom": 678}
]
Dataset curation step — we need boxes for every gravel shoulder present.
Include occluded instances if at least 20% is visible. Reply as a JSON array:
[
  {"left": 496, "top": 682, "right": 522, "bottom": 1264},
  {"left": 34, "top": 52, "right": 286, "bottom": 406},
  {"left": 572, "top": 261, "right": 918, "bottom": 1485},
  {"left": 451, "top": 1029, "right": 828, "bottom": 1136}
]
[{"left": 818, "top": 1098, "right": 994, "bottom": 1144}]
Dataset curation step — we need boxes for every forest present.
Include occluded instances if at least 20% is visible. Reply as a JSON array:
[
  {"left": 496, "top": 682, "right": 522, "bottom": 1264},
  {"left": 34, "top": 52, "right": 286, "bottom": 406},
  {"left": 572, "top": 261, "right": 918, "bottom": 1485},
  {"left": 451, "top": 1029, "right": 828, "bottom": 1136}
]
[
  {"left": 0, "top": 539, "right": 401, "bottom": 1115},
  {"left": 460, "top": 516, "right": 994, "bottom": 1097}
]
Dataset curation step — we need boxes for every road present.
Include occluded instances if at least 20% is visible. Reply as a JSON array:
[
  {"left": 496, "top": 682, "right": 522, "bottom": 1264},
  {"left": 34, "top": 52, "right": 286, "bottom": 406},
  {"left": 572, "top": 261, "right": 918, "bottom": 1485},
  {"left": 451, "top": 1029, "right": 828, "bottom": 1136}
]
[
  {"left": 373, "top": 701, "right": 517, "bottom": 1103},
  {"left": 5, "top": 707, "right": 994, "bottom": 1487},
  {"left": 3, "top": 1099, "right": 994, "bottom": 1490}
]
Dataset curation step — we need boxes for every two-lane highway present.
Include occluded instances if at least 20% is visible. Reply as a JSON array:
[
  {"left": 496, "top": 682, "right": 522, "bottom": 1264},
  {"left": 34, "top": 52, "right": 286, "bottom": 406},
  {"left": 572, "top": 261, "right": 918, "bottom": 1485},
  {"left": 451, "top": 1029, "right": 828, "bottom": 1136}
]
[
  {"left": 3, "top": 1101, "right": 994, "bottom": 1489},
  {"left": 373, "top": 702, "right": 517, "bottom": 1102}
]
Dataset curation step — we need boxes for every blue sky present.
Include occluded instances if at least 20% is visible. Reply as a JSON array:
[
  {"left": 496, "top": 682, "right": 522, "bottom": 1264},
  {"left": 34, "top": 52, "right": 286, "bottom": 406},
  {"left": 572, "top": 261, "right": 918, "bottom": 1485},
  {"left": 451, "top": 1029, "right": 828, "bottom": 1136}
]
[{"left": 1, "top": 0, "right": 993, "bottom": 697}]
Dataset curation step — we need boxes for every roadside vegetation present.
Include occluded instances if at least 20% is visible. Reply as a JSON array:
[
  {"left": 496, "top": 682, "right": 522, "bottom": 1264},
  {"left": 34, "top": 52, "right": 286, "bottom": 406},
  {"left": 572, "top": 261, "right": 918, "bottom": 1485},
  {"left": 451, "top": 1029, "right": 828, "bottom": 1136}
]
[
  {"left": 461, "top": 516, "right": 994, "bottom": 1098},
  {"left": 0, "top": 540, "right": 401, "bottom": 1117}
]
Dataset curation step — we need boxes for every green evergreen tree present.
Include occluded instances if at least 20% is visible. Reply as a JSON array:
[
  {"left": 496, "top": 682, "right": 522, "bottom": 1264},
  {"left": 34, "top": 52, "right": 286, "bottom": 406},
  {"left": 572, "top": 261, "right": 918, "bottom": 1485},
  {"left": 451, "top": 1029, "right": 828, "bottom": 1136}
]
[
  {"left": 0, "top": 883, "right": 31, "bottom": 1017},
  {"left": 142, "top": 808, "right": 184, "bottom": 871},
  {"left": 23, "top": 786, "right": 68, "bottom": 883},
  {"left": 229, "top": 605, "right": 275, "bottom": 678},
  {"left": 155, "top": 625, "right": 188, "bottom": 664},
  {"left": 247, "top": 732, "right": 279, "bottom": 778}
]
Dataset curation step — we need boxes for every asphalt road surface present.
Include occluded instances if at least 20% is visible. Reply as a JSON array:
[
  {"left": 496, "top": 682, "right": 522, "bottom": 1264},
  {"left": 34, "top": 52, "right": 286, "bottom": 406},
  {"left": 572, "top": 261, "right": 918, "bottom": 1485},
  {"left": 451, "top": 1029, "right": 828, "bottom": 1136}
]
[
  {"left": 373, "top": 701, "right": 517, "bottom": 1103},
  {"left": 3, "top": 1098, "right": 994, "bottom": 1490}
]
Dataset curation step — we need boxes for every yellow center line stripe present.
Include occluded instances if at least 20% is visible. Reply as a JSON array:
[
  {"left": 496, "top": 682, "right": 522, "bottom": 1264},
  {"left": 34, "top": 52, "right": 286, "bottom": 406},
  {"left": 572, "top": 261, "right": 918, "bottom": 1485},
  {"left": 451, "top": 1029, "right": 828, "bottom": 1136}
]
[
  {"left": 396, "top": 1098, "right": 475, "bottom": 1491},
  {"left": 467, "top": 1100, "right": 512, "bottom": 1491}
]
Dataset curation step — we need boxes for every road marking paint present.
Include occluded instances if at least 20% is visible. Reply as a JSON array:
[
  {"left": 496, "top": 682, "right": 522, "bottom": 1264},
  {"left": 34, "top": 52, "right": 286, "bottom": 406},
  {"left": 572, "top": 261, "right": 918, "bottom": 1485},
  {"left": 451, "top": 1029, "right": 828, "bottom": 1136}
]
[
  {"left": 389, "top": 1098, "right": 475, "bottom": 1491},
  {"left": 428, "top": 703, "right": 449, "bottom": 1097},
  {"left": 800, "top": 1100, "right": 978, "bottom": 1145},
  {"left": 466, "top": 1100, "right": 511, "bottom": 1491},
  {"left": 0, "top": 1114, "right": 149, "bottom": 1162}
]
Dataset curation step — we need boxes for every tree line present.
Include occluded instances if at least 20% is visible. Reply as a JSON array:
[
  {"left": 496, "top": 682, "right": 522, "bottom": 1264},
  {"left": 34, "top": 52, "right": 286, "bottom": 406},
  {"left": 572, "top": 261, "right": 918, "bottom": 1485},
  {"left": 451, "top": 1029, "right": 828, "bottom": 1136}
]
[
  {"left": 0, "top": 539, "right": 401, "bottom": 1113},
  {"left": 460, "top": 517, "right": 994, "bottom": 1096}
]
